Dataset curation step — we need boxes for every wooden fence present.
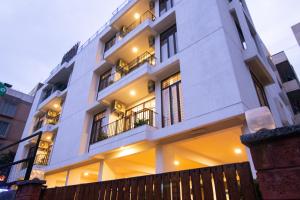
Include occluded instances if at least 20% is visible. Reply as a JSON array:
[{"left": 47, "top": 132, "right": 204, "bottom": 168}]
[{"left": 41, "top": 162, "right": 257, "bottom": 200}]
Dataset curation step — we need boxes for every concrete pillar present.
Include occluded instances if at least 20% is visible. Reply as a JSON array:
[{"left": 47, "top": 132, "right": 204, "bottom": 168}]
[
  {"left": 155, "top": 145, "right": 176, "bottom": 173},
  {"left": 15, "top": 179, "right": 46, "bottom": 200},
  {"left": 241, "top": 124, "right": 257, "bottom": 178},
  {"left": 98, "top": 160, "right": 116, "bottom": 181},
  {"left": 241, "top": 125, "right": 300, "bottom": 200}
]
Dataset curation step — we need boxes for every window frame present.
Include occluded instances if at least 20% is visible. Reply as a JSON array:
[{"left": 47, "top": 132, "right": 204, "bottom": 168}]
[
  {"left": 160, "top": 24, "right": 178, "bottom": 62},
  {"left": 0, "top": 120, "right": 10, "bottom": 138},
  {"left": 251, "top": 72, "right": 269, "bottom": 107}
]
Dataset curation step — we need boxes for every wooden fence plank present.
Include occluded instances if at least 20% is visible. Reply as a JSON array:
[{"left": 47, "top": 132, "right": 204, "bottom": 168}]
[
  {"left": 163, "top": 173, "right": 171, "bottom": 200},
  {"left": 181, "top": 171, "right": 191, "bottom": 200},
  {"left": 154, "top": 174, "right": 162, "bottom": 200},
  {"left": 99, "top": 182, "right": 105, "bottom": 200},
  {"left": 131, "top": 178, "right": 138, "bottom": 200},
  {"left": 104, "top": 181, "right": 112, "bottom": 200},
  {"left": 224, "top": 165, "right": 240, "bottom": 200},
  {"left": 138, "top": 177, "right": 146, "bottom": 199},
  {"left": 212, "top": 166, "right": 226, "bottom": 200},
  {"left": 236, "top": 163, "right": 257, "bottom": 200},
  {"left": 201, "top": 168, "right": 214, "bottom": 200},
  {"left": 111, "top": 181, "right": 118, "bottom": 200},
  {"left": 191, "top": 169, "right": 202, "bottom": 200},
  {"left": 117, "top": 179, "right": 125, "bottom": 200},
  {"left": 146, "top": 175, "right": 154, "bottom": 200},
  {"left": 171, "top": 172, "right": 180, "bottom": 200},
  {"left": 123, "top": 179, "right": 131, "bottom": 200}
]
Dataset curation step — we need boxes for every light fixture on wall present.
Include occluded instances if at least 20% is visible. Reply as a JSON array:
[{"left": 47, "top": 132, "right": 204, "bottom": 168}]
[
  {"left": 83, "top": 172, "right": 89, "bottom": 176},
  {"left": 245, "top": 107, "right": 276, "bottom": 133},
  {"left": 129, "top": 90, "right": 136, "bottom": 96},
  {"left": 173, "top": 160, "right": 180, "bottom": 166},
  {"left": 234, "top": 148, "right": 242, "bottom": 155},
  {"left": 134, "top": 13, "right": 140, "bottom": 19},
  {"left": 53, "top": 103, "right": 60, "bottom": 109},
  {"left": 46, "top": 136, "right": 52, "bottom": 141},
  {"left": 132, "top": 47, "right": 138, "bottom": 53}
]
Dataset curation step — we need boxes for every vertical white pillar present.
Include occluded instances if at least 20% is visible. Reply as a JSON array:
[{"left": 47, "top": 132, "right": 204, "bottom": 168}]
[
  {"left": 155, "top": 145, "right": 176, "bottom": 173},
  {"left": 241, "top": 123, "right": 257, "bottom": 178},
  {"left": 98, "top": 160, "right": 116, "bottom": 181}
]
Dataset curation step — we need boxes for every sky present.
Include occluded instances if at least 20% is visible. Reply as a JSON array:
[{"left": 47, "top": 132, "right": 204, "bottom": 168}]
[{"left": 0, "top": 0, "right": 300, "bottom": 93}]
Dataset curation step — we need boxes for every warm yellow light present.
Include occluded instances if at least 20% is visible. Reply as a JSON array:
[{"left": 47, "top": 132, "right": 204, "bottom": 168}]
[
  {"left": 83, "top": 172, "right": 89, "bottom": 176},
  {"left": 129, "top": 90, "right": 136, "bottom": 96},
  {"left": 234, "top": 148, "right": 242, "bottom": 155},
  {"left": 119, "top": 148, "right": 135, "bottom": 157},
  {"left": 46, "top": 136, "right": 52, "bottom": 141},
  {"left": 174, "top": 160, "right": 180, "bottom": 166},
  {"left": 134, "top": 13, "right": 140, "bottom": 19},
  {"left": 132, "top": 47, "right": 138, "bottom": 53},
  {"left": 53, "top": 103, "right": 59, "bottom": 109}
]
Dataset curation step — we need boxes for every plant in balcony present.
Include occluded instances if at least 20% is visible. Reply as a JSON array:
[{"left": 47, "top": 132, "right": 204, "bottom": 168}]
[
  {"left": 97, "top": 131, "right": 108, "bottom": 141},
  {"left": 134, "top": 119, "right": 149, "bottom": 128}
]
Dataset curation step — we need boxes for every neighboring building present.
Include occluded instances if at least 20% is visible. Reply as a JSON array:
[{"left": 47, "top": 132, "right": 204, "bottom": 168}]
[
  {"left": 10, "top": 0, "right": 294, "bottom": 187},
  {"left": 0, "top": 88, "right": 33, "bottom": 150},
  {"left": 272, "top": 51, "right": 300, "bottom": 124},
  {"left": 292, "top": 22, "right": 300, "bottom": 46}
]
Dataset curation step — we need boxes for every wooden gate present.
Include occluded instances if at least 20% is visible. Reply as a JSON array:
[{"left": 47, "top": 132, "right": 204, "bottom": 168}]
[{"left": 41, "top": 162, "right": 257, "bottom": 200}]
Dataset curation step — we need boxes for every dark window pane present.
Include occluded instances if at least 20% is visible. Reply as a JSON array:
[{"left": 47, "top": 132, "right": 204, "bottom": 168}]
[{"left": 0, "top": 121, "right": 9, "bottom": 137}]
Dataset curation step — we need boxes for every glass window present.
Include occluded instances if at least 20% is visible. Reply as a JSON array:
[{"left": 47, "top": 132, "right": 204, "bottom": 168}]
[
  {"left": 161, "top": 73, "right": 183, "bottom": 127},
  {"left": 90, "top": 111, "right": 107, "bottom": 144},
  {"left": 159, "top": 0, "right": 173, "bottom": 16},
  {"left": 104, "top": 35, "right": 116, "bottom": 52},
  {"left": 160, "top": 25, "right": 177, "bottom": 62},
  {"left": 0, "top": 100, "right": 17, "bottom": 117},
  {"left": 0, "top": 121, "right": 9, "bottom": 137},
  {"left": 98, "top": 70, "right": 112, "bottom": 92},
  {"left": 251, "top": 72, "right": 269, "bottom": 107}
]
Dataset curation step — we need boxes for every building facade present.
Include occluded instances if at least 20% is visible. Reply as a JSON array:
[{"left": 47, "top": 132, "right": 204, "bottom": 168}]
[
  {"left": 292, "top": 22, "right": 300, "bottom": 46},
  {"left": 0, "top": 88, "right": 33, "bottom": 149},
  {"left": 272, "top": 51, "right": 300, "bottom": 124},
  {"left": 10, "top": 0, "right": 295, "bottom": 187}
]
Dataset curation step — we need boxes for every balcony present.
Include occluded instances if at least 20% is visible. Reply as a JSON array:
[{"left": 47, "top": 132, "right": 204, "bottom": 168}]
[
  {"left": 33, "top": 111, "right": 60, "bottom": 133},
  {"left": 90, "top": 108, "right": 156, "bottom": 145},
  {"left": 98, "top": 51, "right": 156, "bottom": 93}
]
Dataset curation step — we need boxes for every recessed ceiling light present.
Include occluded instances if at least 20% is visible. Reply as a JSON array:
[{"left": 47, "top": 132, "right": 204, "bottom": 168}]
[
  {"left": 53, "top": 103, "right": 59, "bottom": 108},
  {"left": 46, "top": 136, "right": 52, "bottom": 140},
  {"left": 134, "top": 13, "right": 140, "bottom": 19},
  {"left": 83, "top": 172, "right": 89, "bottom": 176},
  {"left": 132, "top": 47, "right": 138, "bottom": 53},
  {"left": 234, "top": 148, "right": 242, "bottom": 155},
  {"left": 129, "top": 90, "right": 136, "bottom": 96},
  {"left": 173, "top": 160, "right": 180, "bottom": 166}
]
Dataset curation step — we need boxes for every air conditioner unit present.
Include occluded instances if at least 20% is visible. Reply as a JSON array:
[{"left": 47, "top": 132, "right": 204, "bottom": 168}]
[
  {"left": 111, "top": 100, "right": 126, "bottom": 116},
  {"left": 148, "top": 36, "right": 155, "bottom": 47}
]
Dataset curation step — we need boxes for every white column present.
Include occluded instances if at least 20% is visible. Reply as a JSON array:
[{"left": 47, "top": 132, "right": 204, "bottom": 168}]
[
  {"left": 241, "top": 123, "right": 257, "bottom": 179},
  {"left": 98, "top": 160, "right": 116, "bottom": 181},
  {"left": 155, "top": 145, "right": 176, "bottom": 173}
]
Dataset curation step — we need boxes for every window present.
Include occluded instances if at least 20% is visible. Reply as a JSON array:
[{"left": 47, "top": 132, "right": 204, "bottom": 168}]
[
  {"left": 90, "top": 111, "right": 107, "bottom": 144},
  {"left": 104, "top": 36, "right": 116, "bottom": 52},
  {"left": 251, "top": 72, "right": 269, "bottom": 107},
  {"left": 0, "top": 121, "right": 10, "bottom": 137},
  {"left": 231, "top": 12, "right": 246, "bottom": 49},
  {"left": 287, "top": 90, "right": 300, "bottom": 114},
  {"left": 159, "top": 0, "right": 173, "bottom": 16},
  {"left": 98, "top": 70, "right": 112, "bottom": 92},
  {"left": 161, "top": 73, "right": 184, "bottom": 127},
  {"left": 0, "top": 100, "right": 17, "bottom": 118},
  {"left": 276, "top": 61, "right": 297, "bottom": 83},
  {"left": 160, "top": 24, "right": 178, "bottom": 62}
]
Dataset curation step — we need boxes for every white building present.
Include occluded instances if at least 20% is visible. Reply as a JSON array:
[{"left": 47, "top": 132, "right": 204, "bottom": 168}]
[
  {"left": 10, "top": 0, "right": 295, "bottom": 187},
  {"left": 292, "top": 22, "right": 300, "bottom": 46}
]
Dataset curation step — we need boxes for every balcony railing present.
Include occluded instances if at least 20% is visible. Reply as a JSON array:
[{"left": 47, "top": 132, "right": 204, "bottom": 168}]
[
  {"left": 34, "top": 154, "right": 50, "bottom": 166},
  {"left": 98, "top": 52, "right": 155, "bottom": 92},
  {"left": 104, "top": 10, "right": 155, "bottom": 53},
  {"left": 90, "top": 108, "right": 156, "bottom": 144},
  {"left": 33, "top": 113, "right": 60, "bottom": 132}
]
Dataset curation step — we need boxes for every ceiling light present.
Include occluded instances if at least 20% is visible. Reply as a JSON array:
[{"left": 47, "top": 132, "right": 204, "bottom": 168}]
[
  {"left": 134, "top": 13, "right": 140, "bottom": 19},
  {"left": 53, "top": 103, "right": 59, "bottom": 109},
  {"left": 132, "top": 47, "right": 138, "bottom": 53},
  {"left": 234, "top": 148, "right": 242, "bottom": 155},
  {"left": 83, "top": 172, "right": 89, "bottom": 176},
  {"left": 46, "top": 136, "right": 52, "bottom": 140},
  {"left": 174, "top": 160, "right": 180, "bottom": 166},
  {"left": 129, "top": 90, "right": 136, "bottom": 96}
]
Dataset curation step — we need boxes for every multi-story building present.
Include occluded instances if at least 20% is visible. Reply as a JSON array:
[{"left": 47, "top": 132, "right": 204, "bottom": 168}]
[
  {"left": 10, "top": 0, "right": 294, "bottom": 187},
  {"left": 292, "top": 22, "right": 300, "bottom": 46},
  {"left": 0, "top": 87, "right": 33, "bottom": 149},
  {"left": 272, "top": 51, "right": 300, "bottom": 124}
]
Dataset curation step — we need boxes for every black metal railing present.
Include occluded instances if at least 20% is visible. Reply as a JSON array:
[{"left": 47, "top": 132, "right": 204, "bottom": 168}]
[
  {"left": 104, "top": 10, "right": 155, "bottom": 53},
  {"left": 34, "top": 154, "right": 50, "bottom": 166},
  {"left": 120, "top": 10, "right": 156, "bottom": 38},
  {"left": 0, "top": 132, "right": 43, "bottom": 185},
  {"left": 32, "top": 113, "right": 60, "bottom": 132},
  {"left": 117, "top": 51, "right": 156, "bottom": 76},
  {"left": 90, "top": 108, "right": 156, "bottom": 145}
]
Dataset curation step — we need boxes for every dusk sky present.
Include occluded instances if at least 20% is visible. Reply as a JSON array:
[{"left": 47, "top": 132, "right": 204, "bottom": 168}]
[{"left": 1, "top": 0, "right": 300, "bottom": 93}]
